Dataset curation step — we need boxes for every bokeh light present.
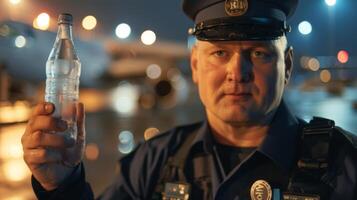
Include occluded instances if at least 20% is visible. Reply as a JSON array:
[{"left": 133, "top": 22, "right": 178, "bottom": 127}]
[
  {"left": 110, "top": 82, "right": 139, "bottom": 116},
  {"left": 82, "top": 15, "right": 97, "bottom": 30},
  {"left": 14, "top": 35, "right": 26, "bottom": 48},
  {"left": 85, "top": 143, "right": 100, "bottom": 160},
  {"left": 307, "top": 57, "right": 320, "bottom": 71},
  {"left": 300, "top": 56, "right": 310, "bottom": 69},
  {"left": 144, "top": 127, "right": 160, "bottom": 140},
  {"left": 33, "top": 13, "right": 50, "bottom": 30},
  {"left": 141, "top": 30, "right": 156, "bottom": 45},
  {"left": 0, "top": 24, "right": 10, "bottom": 37},
  {"left": 115, "top": 23, "right": 131, "bottom": 39},
  {"left": 9, "top": 0, "right": 21, "bottom": 5},
  {"left": 146, "top": 64, "right": 162, "bottom": 79},
  {"left": 118, "top": 130, "right": 135, "bottom": 154},
  {"left": 325, "top": 0, "right": 336, "bottom": 6},
  {"left": 298, "top": 21, "right": 312, "bottom": 35},
  {"left": 167, "top": 68, "right": 181, "bottom": 82},
  {"left": 320, "top": 69, "right": 332, "bottom": 83},
  {"left": 0, "top": 124, "right": 31, "bottom": 183},
  {"left": 3, "top": 196, "right": 24, "bottom": 200},
  {"left": 0, "top": 101, "right": 31, "bottom": 123},
  {"left": 139, "top": 94, "right": 156, "bottom": 109},
  {"left": 337, "top": 50, "right": 349, "bottom": 64},
  {"left": 2, "top": 159, "right": 30, "bottom": 182}
]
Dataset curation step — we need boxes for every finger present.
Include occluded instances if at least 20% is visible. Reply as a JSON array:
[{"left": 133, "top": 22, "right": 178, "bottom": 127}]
[
  {"left": 23, "top": 131, "right": 75, "bottom": 149},
  {"left": 31, "top": 102, "right": 55, "bottom": 117},
  {"left": 24, "top": 148, "right": 62, "bottom": 165},
  {"left": 28, "top": 116, "right": 67, "bottom": 133},
  {"left": 76, "top": 102, "right": 85, "bottom": 142}
]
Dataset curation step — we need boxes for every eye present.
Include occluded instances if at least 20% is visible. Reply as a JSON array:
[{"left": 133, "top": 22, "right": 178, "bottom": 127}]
[
  {"left": 251, "top": 50, "right": 268, "bottom": 58},
  {"left": 249, "top": 49, "right": 274, "bottom": 62},
  {"left": 213, "top": 50, "right": 228, "bottom": 57}
]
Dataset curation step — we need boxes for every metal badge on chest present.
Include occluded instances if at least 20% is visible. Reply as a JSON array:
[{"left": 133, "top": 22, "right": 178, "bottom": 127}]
[{"left": 250, "top": 180, "right": 272, "bottom": 200}]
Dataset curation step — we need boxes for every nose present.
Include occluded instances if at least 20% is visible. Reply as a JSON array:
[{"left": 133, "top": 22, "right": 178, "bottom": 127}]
[{"left": 226, "top": 53, "right": 254, "bottom": 83}]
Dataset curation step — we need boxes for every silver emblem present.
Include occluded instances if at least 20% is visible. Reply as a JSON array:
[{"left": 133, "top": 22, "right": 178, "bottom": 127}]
[
  {"left": 250, "top": 180, "right": 272, "bottom": 200},
  {"left": 225, "top": 0, "right": 248, "bottom": 16}
]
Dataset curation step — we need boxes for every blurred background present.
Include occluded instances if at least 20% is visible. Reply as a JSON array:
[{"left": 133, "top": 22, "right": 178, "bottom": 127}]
[{"left": 0, "top": 0, "right": 356, "bottom": 199}]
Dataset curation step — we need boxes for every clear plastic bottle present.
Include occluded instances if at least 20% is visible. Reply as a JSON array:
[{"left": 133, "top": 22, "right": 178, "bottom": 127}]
[{"left": 45, "top": 13, "right": 81, "bottom": 140}]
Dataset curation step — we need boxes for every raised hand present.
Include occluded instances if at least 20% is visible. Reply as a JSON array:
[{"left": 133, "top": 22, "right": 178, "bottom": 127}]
[{"left": 22, "top": 102, "right": 86, "bottom": 190}]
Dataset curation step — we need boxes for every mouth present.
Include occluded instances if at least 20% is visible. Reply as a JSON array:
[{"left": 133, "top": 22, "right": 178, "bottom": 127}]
[
  {"left": 224, "top": 92, "right": 252, "bottom": 100},
  {"left": 226, "top": 92, "right": 252, "bottom": 96}
]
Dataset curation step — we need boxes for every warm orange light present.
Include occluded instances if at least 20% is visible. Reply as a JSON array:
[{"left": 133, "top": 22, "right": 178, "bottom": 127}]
[
  {"left": 320, "top": 69, "right": 331, "bottom": 83},
  {"left": 139, "top": 94, "right": 155, "bottom": 109},
  {"left": 79, "top": 89, "right": 107, "bottom": 112},
  {"left": 82, "top": 15, "right": 97, "bottom": 30},
  {"left": 9, "top": 0, "right": 21, "bottom": 5},
  {"left": 0, "top": 124, "right": 26, "bottom": 159},
  {"left": 85, "top": 143, "right": 99, "bottom": 160},
  {"left": 0, "top": 101, "right": 31, "bottom": 124},
  {"left": 337, "top": 50, "right": 349, "bottom": 64},
  {"left": 2, "top": 159, "right": 31, "bottom": 182},
  {"left": 144, "top": 127, "right": 160, "bottom": 140},
  {"left": 33, "top": 13, "right": 50, "bottom": 30},
  {"left": 0, "top": 124, "right": 31, "bottom": 183}
]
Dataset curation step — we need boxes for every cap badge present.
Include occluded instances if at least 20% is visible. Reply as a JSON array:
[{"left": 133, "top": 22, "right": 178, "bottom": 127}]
[
  {"left": 250, "top": 180, "right": 272, "bottom": 200},
  {"left": 225, "top": 0, "right": 248, "bottom": 16}
]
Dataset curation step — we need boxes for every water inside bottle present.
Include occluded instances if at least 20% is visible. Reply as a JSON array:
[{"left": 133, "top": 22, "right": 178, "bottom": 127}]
[{"left": 45, "top": 58, "right": 81, "bottom": 140}]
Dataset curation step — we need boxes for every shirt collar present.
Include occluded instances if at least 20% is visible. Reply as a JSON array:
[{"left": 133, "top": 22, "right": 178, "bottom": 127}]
[
  {"left": 190, "top": 120, "right": 214, "bottom": 153},
  {"left": 190, "top": 100, "right": 302, "bottom": 172},
  {"left": 257, "top": 101, "right": 302, "bottom": 172}
]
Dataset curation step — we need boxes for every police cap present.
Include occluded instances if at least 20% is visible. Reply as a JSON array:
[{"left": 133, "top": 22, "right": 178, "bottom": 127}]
[{"left": 182, "top": 0, "right": 298, "bottom": 41}]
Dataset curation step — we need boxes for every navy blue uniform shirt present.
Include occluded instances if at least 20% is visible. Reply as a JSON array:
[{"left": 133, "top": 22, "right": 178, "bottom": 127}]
[{"left": 32, "top": 102, "right": 357, "bottom": 199}]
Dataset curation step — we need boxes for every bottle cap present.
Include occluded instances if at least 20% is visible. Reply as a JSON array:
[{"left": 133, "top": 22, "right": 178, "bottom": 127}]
[{"left": 58, "top": 13, "right": 73, "bottom": 25}]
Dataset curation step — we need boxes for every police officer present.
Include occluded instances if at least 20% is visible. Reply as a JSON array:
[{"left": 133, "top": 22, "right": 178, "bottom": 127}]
[{"left": 22, "top": 0, "right": 357, "bottom": 199}]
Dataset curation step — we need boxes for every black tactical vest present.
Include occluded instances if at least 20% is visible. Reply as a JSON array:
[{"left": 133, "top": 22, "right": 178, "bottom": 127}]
[{"left": 152, "top": 117, "right": 357, "bottom": 200}]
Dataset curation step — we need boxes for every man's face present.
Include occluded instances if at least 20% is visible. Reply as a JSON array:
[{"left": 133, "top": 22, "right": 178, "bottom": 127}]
[{"left": 190, "top": 38, "right": 293, "bottom": 125}]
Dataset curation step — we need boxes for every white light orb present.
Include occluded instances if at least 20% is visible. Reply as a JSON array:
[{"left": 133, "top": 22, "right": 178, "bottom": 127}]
[
  {"left": 115, "top": 23, "right": 131, "bottom": 39},
  {"left": 82, "top": 15, "right": 97, "bottom": 30},
  {"left": 118, "top": 130, "right": 135, "bottom": 154},
  {"left": 325, "top": 0, "right": 336, "bottom": 6},
  {"left": 111, "top": 82, "right": 139, "bottom": 116},
  {"left": 14, "top": 35, "right": 26, "bottom": 48},
  {"left": 141, "top": 30, "right": 156, "bottom": 45},
  {"left": 34, "top": 13, "right": 50, "bottom": 30},
  {"left": 146, "top": 64, "right": 162, "bottom": 79},
  {"left": 298, "top": 21, "right": 312, "bottom": 35}
]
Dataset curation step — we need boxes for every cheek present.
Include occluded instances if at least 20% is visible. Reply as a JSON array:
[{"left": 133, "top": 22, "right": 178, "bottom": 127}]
[
  {"left": 197, "top": 59, "right": 226, "bottom": 88},
  {"left": 253, "top": 65, "right": 282, "bottom": 101},
  {"left": 196, "top": 60, "right": 226, "bottom": 102}
]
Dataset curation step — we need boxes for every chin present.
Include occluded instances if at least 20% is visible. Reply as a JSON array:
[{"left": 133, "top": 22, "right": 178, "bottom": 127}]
[
  {"left": 218, "top": 107, "right": 269, "bottom": 125},
  {"left": 219, "top": 111, "right": 251, "bottom": 124}
]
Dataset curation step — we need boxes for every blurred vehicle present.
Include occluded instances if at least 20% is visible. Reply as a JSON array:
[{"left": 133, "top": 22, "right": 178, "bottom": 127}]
[{"left": 0, "top": 20, "right": 109, "bottom": 87}]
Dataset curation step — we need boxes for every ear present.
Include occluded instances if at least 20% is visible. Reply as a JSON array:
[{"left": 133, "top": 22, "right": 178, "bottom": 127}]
[
  {"left": 284, "top": 46, "right": 293, "bottom": 85},
  {"left": 190, "top": 45, "right": 199, "bottom": 84}
]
